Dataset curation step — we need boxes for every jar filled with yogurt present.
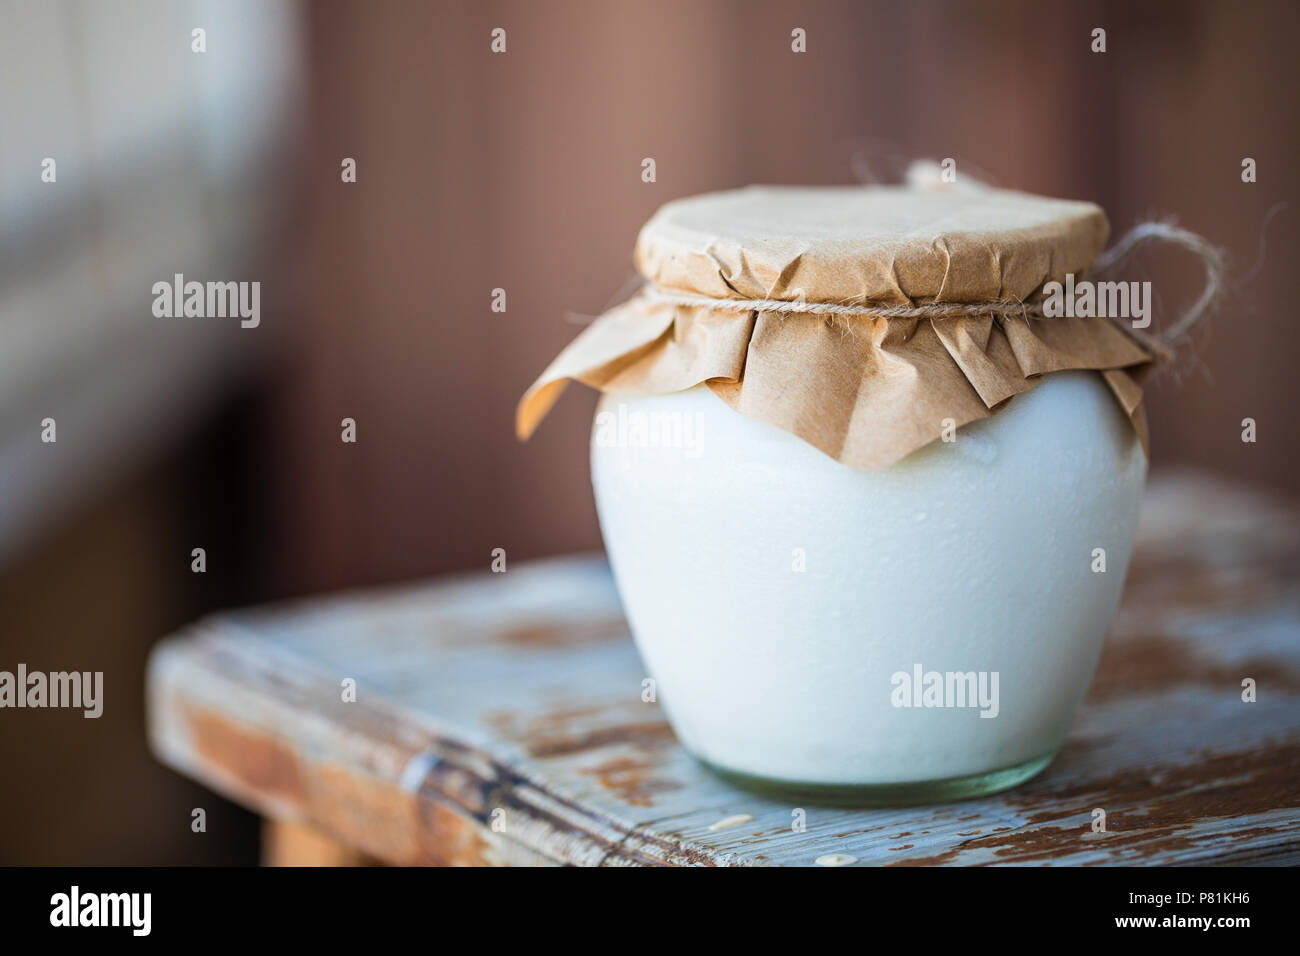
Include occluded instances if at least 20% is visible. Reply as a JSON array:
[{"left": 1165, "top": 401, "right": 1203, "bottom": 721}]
[{"left": 519, "top": 175, "right": 1170, "bottom": 803}]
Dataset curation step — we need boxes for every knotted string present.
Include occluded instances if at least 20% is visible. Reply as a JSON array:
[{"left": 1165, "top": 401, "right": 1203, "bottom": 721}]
[{"left": 643, "top": 221, "right": 1224, "bottom": 346}]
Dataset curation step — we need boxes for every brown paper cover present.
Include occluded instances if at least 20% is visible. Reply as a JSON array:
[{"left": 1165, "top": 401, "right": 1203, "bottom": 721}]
[{"left": 518, "top": 181, "right": 1159, "bottom": 470}]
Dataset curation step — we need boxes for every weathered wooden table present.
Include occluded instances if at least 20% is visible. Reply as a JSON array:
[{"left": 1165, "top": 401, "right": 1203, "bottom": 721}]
[{"left": 147, "top": 471, "right": 1300, "bottom": 866}]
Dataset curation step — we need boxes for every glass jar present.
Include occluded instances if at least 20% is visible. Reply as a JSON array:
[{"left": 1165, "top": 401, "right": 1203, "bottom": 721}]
[
  {"left": 520, "top": 179, "right": 1160, "bottom": 803},
  {"left": 590, "top": 371, "right": 1145, "bottom": 802}
]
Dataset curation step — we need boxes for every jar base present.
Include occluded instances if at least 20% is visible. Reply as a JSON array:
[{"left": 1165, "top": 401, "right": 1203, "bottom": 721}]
[{"left": 693, "top": 751, "right": 1058, "bottom": 808}]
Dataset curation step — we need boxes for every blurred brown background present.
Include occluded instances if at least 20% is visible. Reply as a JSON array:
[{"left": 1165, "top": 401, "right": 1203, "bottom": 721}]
[{"left": 1, "top": 0, "right": 1295, "bottom": 864}]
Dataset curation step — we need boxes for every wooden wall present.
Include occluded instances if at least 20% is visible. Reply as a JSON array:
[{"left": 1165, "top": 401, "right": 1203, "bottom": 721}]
[{"left": 266, "top": 0, "right": 1298, "bottom": 595}]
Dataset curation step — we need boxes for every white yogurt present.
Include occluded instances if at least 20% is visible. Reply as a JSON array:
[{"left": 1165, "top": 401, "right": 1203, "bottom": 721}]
[{"left": 590, "top": 372, "right": 1146, "bottom": 789}]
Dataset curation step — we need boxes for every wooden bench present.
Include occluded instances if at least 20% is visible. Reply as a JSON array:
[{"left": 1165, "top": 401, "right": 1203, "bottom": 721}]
[{"left": 147, "top": 471, "right": 1300, "bottom": 865}]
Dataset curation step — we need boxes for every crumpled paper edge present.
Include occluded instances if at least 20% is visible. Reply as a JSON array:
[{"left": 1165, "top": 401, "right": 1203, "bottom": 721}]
[{"left": 517, "top": 296, "right": 1157, "bottom": 471}]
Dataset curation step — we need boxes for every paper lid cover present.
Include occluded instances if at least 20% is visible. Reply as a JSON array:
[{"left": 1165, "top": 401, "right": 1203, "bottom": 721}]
[
  {"left": 635, "top": 183, "right": 1110, "bottom": 306},
  {"left": 519, "top": 177, "right": 1158, "bottom": 471}
]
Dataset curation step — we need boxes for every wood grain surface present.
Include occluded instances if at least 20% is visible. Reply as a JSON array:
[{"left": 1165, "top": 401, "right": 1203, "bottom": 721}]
[{"left": 147, "top": 471, "right": 1300, "bottom": 866}]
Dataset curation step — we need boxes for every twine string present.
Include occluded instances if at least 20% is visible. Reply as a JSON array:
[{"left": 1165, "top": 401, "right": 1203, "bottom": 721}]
[
  {"left": 643, "top": 221, "right": 1223, "bottom": 345},
  {"left": 1090, "top": 221, "right": 1224, "bottom": 344}
]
